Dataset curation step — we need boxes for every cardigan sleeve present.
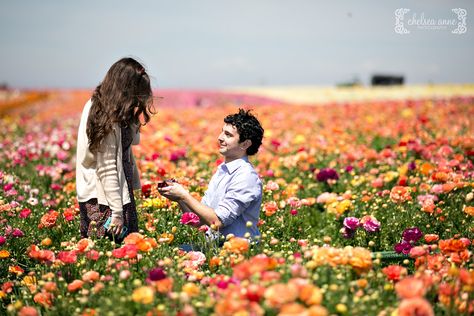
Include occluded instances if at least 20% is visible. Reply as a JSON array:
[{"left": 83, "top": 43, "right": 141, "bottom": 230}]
[{"left": 96, "top": 128, "right": 123, "bottom": 218}]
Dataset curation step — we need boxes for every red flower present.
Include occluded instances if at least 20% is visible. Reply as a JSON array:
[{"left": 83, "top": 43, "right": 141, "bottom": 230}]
[
  {"left": 63, "top": 208, "right": 75, "bottom": 221},
  {"left": 382, "top": 265, "right": 407, "bottom": 282},
  {"left": 57, "top": 251, "right": 78, "bottom": 264},
  {"left": 112, "top": 244, "right": 138, "bottom": 259},
  {"left": 19, "top": 208, "right": 32, "bottom": 218}
]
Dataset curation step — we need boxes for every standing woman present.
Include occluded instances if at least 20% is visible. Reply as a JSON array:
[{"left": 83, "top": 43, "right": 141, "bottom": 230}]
[{"left": 76, "top": 57, "right": 154, "bottom": 241}]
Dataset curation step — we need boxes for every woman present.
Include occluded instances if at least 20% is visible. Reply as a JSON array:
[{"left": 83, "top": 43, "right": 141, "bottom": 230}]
[{"left": 75, "top": 57, "right": 154, "bottom": 241}]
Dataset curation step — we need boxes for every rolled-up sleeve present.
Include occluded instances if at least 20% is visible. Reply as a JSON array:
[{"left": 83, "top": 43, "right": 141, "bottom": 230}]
[{"left": 215, "top": 172, "right": 261, "bottom": 227}]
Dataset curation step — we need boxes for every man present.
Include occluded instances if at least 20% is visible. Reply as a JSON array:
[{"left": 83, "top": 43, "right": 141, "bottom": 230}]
[{"left": 158, "top": 109, "right": 264, "bottom": 242}]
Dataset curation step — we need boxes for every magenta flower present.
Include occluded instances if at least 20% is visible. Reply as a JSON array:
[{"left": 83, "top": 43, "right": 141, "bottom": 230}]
[
  {"left": 19, "top": 208, "right": 32, "bottom": 219},
  {"left": 402, "top": 227, "right": 422, "bottom": 243},
  {"left": 394, "top": 240, "right": 412, "bottom": 254},
  {"left": 148, "top": 268, "right": 166, "bottom": 281},
  {"left": 180, "top": 212, "right": 200, "bottom": 227},
  {"left": 316, "top": 168, "right": 339, "bottom": 182},
  {"left": 12, "top": 228, "right": 24, "bottom": 238},
  {"left": 0, "top": 235, "right": 6, "bottom": 246},
  {"left": 362, "top": 218, "right": 381, "bottom": 233},
  {"left": 341, "top": 227, "right": 356, "bottom": 239},
  {"left": 343, "top": 217, "right": 360, "bottom": 230}
]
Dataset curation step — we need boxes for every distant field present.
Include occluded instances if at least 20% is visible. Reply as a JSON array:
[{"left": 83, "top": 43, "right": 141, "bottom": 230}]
[{"left": 227, "top": 84, "right": 474, "bottom": 104}]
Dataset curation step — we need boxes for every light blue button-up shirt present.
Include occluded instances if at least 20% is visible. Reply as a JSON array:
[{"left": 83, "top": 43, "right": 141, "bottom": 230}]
[{"left": 201, "top": 156, "right": 262, "bottom": 239}]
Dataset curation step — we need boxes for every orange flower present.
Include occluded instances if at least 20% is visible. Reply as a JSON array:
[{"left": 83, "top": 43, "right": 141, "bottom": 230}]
[
  {"left": 124, "top": 233, "right": 157, "bottom": 252},
  {"left": 307, "top": 305, "right": 329, "bottom": 316},
  {"left": 8, "top": 265, "right": 24, "bottom": 275},
  {"left": 223, "top": 237, "right": 249, "bottom": 254},
  {"left": 395, "top": 277, "right": 426, "bottom": 299},
  {"left": 398, "top": 298, "right": 434, "bottom": 316},
  {"left": 209, "top": 256, "right": 221, "bottom": 270},
  {"left": 390, "top": 186, "right": 412, "bottom": 203},
  {"left": 439, "top": 238, "right": 469, "bottom": 253},
  {"left": 279, "top": 302, "right": 307, "bottom": 315},
  {"left": 464, "top": 206, "right": 474, "bottom": 216},
  {"left": 33, "top": 291, "right": 53, "bottom": 308},
  {"left": 264, "top": 201, "right": 278, "bottom": 216},
  {"left": 347, "top": 247, "right": 373, "bottom": 274},
  {"left": 232, "top": 255, "right": 278, "bottom": 280},
  {"left": 41, "top": 237, "right": 52, "bottom": 246},
  {"left": 76, "top": 238, "right": 94, "bottom": 253},
  {"left": 158, "top": 233, "right": 174, "bottom": 244},
  {"left": 42, "top": 282, "right": 57, "bottom": 293},
  {"left": 67, "top": 280, "right": 84, "bottom": 292},
  {"left": 82, "top": 271, "right": 100, "bottom": 283},
  {"left": 424, "top": 234, "right": 439, "bottom": 243},
  {"left": 18, "top": 306, "right": 39, "bottom": 316},
  {"left": 28, "top": 245, "right": 55, "bottom": 262},
  {"left": 38, "top": 210, "right": 59, "bottom": 229},
  {"left": 264, "top": 283, "right": 299, "bottom": 308},
  {"left": 154, "top": 278, "right": 173, "bottom": 294},
  {"left": 420, "top": 163, "right": 435, "bottom": 176},
  {"left": 298, "top": 283, "right": 323, "bottom": 306},
  {"left": 0, "top": 250, "right": 10, "bottom": 259}
]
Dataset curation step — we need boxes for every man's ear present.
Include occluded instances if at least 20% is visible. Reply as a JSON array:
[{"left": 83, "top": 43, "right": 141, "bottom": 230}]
[{"left": 241, "top": 139, "right": 252, "bottom": 150}]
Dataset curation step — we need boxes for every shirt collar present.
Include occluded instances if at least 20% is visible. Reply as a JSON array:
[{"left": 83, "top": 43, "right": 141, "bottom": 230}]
[{"left": 221, "top": 156, "right": 249, "bottom": 174}]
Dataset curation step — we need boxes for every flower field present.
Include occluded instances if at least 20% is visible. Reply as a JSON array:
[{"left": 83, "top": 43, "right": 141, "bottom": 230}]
[{"left": 0, "top": 90, "right": 473, "bottom": 315}]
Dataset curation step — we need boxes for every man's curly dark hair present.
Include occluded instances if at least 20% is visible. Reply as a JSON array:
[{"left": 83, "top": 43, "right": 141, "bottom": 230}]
[{"left": 224, "top": 108, "right": 264, "bottom": 155}]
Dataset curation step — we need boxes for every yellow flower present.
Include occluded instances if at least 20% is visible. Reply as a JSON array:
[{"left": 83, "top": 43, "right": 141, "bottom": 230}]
[
  {"left": 132, "top": 286, "right": 155, "bottom": 304},
  {"left": 181, "top": 283, "right": 200, "bottom": 297},
  {"left": 0, "top": 250, "right": 10, "bottom": 259}
]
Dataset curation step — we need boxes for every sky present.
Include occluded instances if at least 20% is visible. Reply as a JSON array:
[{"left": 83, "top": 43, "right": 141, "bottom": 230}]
[{"left": 0, "top": 0, "right": 473, "bottom": 89}]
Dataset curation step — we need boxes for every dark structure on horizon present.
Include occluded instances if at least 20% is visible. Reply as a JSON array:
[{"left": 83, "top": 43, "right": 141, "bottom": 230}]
[{"left": 371, "top": 74, "right": 404, "bottom": 86}]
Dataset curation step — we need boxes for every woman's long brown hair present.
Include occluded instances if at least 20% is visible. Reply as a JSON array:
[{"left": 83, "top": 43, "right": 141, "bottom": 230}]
[{"left": 87, "top": 58, "right": 154, "bottom": 153}]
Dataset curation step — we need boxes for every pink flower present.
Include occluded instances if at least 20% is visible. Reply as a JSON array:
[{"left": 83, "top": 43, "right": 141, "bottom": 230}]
[
  {"left": 180, "top": 212, "right": 200, "bottom": 227},
  {"left": 343, "top": 217, "right": 360, "bottom": 230},
  {"left": 12, "top": 228, "right": 24, "bottom": 238},
  {"left": 19, "top": 208, "right": 32, "bottom": 219},
  {"left": 0, "top": 236, "right": 6, "bottom": 246},
  {"left": 360, "top": 215, "right": 381, "bottom": 232},
  {"left": 57, "top": 251, "right": 78, "bottom": 264}
]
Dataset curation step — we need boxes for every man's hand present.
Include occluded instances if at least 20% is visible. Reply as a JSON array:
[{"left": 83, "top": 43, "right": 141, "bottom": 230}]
[
  {"left": 108, "top": 216, "right": 124, "bottom": 236},
  {"left": 158, "top": 182, "right": 188, "bottom": 202}
]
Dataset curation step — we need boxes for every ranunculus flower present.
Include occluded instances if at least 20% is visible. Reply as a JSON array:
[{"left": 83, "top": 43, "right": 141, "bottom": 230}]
[
  {"left": 12, "top": 228, "right": 24, "bottom": 238},
  {"left": 148, "top": 268, "right": 166, "bottom": 281},
  {"left": 360, "top": 215, "right": 381, "bottom": 233},
  {"left": 141, "top": 183, "right": 152, "bottom": 198},
  {"left": 57, "top": 251, "right": 78, "bottom": 264},
  {"left": 398, "top": 298, "right": 434, "bottom": 316},
  {"left": 382, "top": 265, "right": 407, "bottom": 282},
  {"left": 395, "top": 240, "right": 412, "bottom": 254},
  {"left": 180, "top": 212, "right": 200, "bottom": 226},
  {"left": 19, "top": 208, "right": 32, "bottom": 218},
  {"left": 395, "top": 277, "right": 426, "bottom": 299},
  {"left": 343, "top": 217, "right": 360, "bottom": 230},
  {"left": 402, "top": 227, "right": 423, "bottom": 243},
  {"left": 341, "top": 227, "right": 355, "bottom": 239},
  {"left": 316, "top": 168, "right": 339, "bottom": 182},
  {"left": 0, "top": 236, "right": 6, "bottom": 246}
]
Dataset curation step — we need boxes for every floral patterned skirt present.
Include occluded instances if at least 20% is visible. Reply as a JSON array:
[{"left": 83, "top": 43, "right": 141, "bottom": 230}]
[{"left": 79, "top": 198, "right": 138, "bottom": 243}]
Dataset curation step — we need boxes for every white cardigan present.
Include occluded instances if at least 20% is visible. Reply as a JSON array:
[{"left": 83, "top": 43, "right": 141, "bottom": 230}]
[{"left": 75, "top": 99, "right": 141, "bottom": 218}]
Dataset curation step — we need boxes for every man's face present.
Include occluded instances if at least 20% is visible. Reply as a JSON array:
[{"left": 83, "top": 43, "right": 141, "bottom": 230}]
[{"left": 217, "top": 123, "right": 245, "bottom": 162}]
